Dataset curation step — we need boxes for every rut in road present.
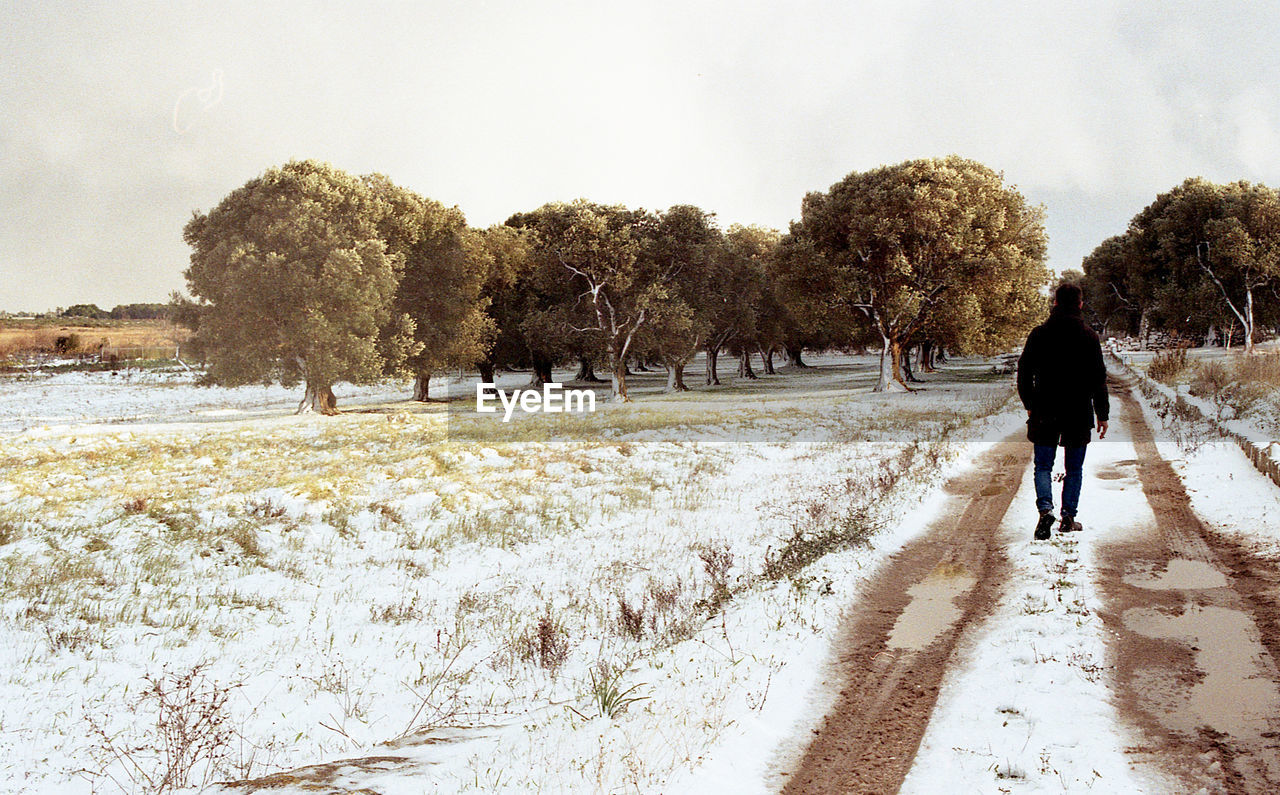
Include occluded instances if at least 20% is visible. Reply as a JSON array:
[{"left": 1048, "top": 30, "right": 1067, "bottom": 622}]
[
  {"left": 1098, "top": 374, "right": 1280, "bottom": 794},
  {"left": 780, "top": 433, "right": 1028, "bottom": 795}
]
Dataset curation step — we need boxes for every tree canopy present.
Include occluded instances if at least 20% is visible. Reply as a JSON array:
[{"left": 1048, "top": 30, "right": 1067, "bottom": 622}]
[
  {"left": 183, "top": 160, "right": 411, "bottom": 413},
  {"left": 785, "top": 155, "right": 1049, "bottom": 390},
  {"left": 176, "top": 154, "right": 1063, "bottom": 414},
  {"left": 1082, "top": 177, "right": 1280, "bottom": 350},
  {"left": 508, "top": 200, "right": 677, "bottom": 402}
]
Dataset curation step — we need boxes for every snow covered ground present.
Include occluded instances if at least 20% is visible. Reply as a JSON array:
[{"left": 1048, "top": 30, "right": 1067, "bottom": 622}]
[
  {"left": 0, "top": 355, "right": 1015, "bottom": 793},
  {"left": 0, "top": 368, "right": 412, "bottom": 434},
  {"left": 902, "top": 402, "right": 1172, "bottom": 793},
  {"left": 900, "top": 364, "right": 1280, "bottom": 794}
]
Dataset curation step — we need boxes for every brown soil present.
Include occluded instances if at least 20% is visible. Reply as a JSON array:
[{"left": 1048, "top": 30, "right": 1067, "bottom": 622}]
[
  {"left": 779, "top": 433, "right": 1029, "bottom": 794},
  {"left": 218, "top": 754, "right": 411, "bottom": 793},
  {"left": 1097, "top": 376, "right": 1280, "bottom": 794}
]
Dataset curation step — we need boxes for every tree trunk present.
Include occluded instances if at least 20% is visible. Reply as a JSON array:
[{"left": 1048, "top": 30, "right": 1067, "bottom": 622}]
[
  {"left": 761, "top": 347, "right": 776, "bottom": 375},
  {"left": 705, "top": 347, "right": 721, "bottom": 385},
  {"left": 574, "top": 357, "right": 604, "bottom": 382},
  {"left": 920, "top": 340, "right": 936, "bottom": 372},
  {"left": 874, "top": 335, "right": 907, "bottom": 393},
  {"left": 1245, "top": 287, "right": 1256, "bottom": 354},
  {"left": 785, "top": 345, "right": 808, "bottom": 368},
  {"left": 412, "top": 372, "right": 431, "bottom": 402},
  {"left": 478, "top": 362, "right": 496, "bottom": 384},
  {"left": 738, "top": 351, "right": 758, "bottom": 379},
  {"left": 298, "top": 381, "right": 338, "bottom": 415},
  {"left": 891, "top": 340, "right": 914, "bottom": 390},
  {"left": 665, "top": 364, "right": 689, "bottom": 392},
  {"left": 527, "top": 356, "right": 554, "bottom": 387},
  {"left": 611, "top": 362, "right": 630, "bottom": 402},
  {"left": 902, "top": 345, "right": 921, "bottom": 383},
  {"left": 1139, "top": 309, "right": 1150, "bottom": 350},
  {"left": 936, "top": 348, "right": 948, "bottom": 364},
  {"left": 874, "top": 335, "right": 891, "bottom": 393}
]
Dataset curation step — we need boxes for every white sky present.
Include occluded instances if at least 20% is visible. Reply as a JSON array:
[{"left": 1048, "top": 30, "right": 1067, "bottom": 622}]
[{"left": 3, "top": 0, "right": 1279, "bottom": 311}]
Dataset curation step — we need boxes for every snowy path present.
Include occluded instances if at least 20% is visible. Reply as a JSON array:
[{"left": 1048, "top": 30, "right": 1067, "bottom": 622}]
[
  {"left": 890, "top": 372, "right": 1280, "bottom": 794},
  {"left": 902, "top": 378, "right": 1169, "bottom": 793},
  {"left": 781, "top": 433, "right": 1028, "bottom": 793}
]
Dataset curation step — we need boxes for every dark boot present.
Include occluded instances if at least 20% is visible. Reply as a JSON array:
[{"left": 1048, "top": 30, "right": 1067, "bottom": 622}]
[
  {"left": 1035, "top": 511, "right": 1055, "bottom": 541},
  {"left": 1058, "top": 515, "right": 1082, "bottom": 533}
]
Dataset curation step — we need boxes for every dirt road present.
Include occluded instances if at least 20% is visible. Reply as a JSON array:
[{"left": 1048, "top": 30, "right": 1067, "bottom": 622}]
[
  {"left": 783, "top": 373, "right": 1280, "bottom": 794},
  {"left": 1096, "top": 377, "right": 1280, "bottom": 794},
  {"left": 780, "top": 434, "right": 1029, "bottom": 794}
]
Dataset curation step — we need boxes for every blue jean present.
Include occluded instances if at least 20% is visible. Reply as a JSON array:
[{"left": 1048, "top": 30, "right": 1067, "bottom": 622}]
[{"left": 1034, "top": 444, "right": 1087, "bottom": 518}]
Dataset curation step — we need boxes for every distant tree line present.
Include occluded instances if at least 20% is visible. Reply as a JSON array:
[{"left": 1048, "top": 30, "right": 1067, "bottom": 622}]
[
  {"left": 58, "top": 303, "right": 173, "bottom": 320},
  {"left": 1080, "top": 178, "right": 1280, "bottom": 353},
  {"left": 177, "top": 157, "right": 1051, "bottom": 413}
]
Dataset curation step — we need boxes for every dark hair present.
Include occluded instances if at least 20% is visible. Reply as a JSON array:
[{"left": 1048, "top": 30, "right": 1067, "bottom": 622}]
[{"left": 1055, "top": 282, "right": 1083, "bottom": 310}]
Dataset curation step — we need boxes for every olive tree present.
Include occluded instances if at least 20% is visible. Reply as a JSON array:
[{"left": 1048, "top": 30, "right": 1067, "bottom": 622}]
[
  {"left": 508, "top": 200, "right": 674, "bottom": 402},
  {"left": 790, "top": 156, "right": 1049, "bottom": 391},
  {"left": 183, "top": 160, "right": 411, "bottom": 414},
  {"left": 366, "top": 175, "right": 494, "bottom": 400}
]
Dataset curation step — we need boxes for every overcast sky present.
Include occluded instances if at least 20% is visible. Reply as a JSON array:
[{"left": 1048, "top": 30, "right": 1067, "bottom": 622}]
[{"left": 3, "top": 0, "right": 1279, "bottom": 311}]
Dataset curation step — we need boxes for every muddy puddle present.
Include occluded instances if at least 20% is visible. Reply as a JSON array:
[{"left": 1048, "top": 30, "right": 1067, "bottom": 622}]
[
  {"left": 886, "top": 563, "right": 977, "bottom": 651},
  {"left": 1123, "top": 603, "right": 1280, "bottom": 737},
  {"left": 1125, "top": 557, "right": 1229, "bottom": 591}
]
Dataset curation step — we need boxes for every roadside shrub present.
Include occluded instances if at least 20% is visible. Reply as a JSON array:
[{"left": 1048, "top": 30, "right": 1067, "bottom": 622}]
[
  {"left": 1190, "top": 358, "right": 1272, "bottom": 419},
  {"left": 84, "top": 663, "right": 238, "bottom": 794},
  {"left": 1235, "top": 353, "right": 1280, "bottom": 389},
  {"left": 1188, "top": 359, "right": 1231, "bottom": 398},
  {"left": 1148, "top": 347, "right": 1188, "bottom": 384}
]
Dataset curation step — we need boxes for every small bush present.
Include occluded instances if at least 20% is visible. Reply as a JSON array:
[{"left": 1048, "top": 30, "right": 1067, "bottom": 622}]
[
  {"left": 84, "top": 663, "right": 238, "bottom": 794},
  {"left": 244, "top": 496, "right": 287, "bottom": 520},
  {"left": 1235, "top": 353, "right": 1280, "bottom": 388},
  {"left": 1148, "top": 347, "right": 1188, "bottom": 384},
  {"left": 322, "top": 501, "right": 355, "bottom": 537},
  {"left": 616, "top": 595, "right": 645, "bottom": 640},
  {"left": 580, "top": 662, "right": 647, "bottom": 720},
  {"left": 697, "top": 542, "right": 734, "bottom": 610},
  {"left": 518, "top": 608, "right": 570, "bottom": 674},
  {"left": 1188, "top": 359, "right": 1231, "bottom": 397},
  {"left": 226, "top": 522, "right": 262, "bottom": 559},
  {"left": 370, "top": 595, "right": 423, "bottom": 624},
  {"left": 0, "top": 511, "right": 26, "bottom": 546},
  {"left": 1189, "top": 357, "right": 1272, "bottom": 419}
]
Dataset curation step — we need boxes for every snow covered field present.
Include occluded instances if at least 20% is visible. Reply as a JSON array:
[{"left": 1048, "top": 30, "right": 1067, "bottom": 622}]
[{"left": 0, "top": 355, "right": 1014, "bottom": 793}]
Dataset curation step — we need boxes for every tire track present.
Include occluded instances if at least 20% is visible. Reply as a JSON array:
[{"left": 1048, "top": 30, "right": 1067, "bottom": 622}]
[
  {"left": 780, "top": 433, "right": 1028, "bottom": 794},
  {"left": 1098, "top": 374, "right": 1280, "bottom": 794}
]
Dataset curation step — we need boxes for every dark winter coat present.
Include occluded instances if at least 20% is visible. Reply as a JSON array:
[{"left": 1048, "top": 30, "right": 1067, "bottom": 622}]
[{"left": 1017, "top": 306, "right": 1110, "bottom": 447}]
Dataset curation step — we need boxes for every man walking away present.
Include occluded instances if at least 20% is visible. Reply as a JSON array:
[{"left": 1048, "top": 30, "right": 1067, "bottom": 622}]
[{"left": 1017, "top": 283, "right": 1110, "bottom": 541}]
